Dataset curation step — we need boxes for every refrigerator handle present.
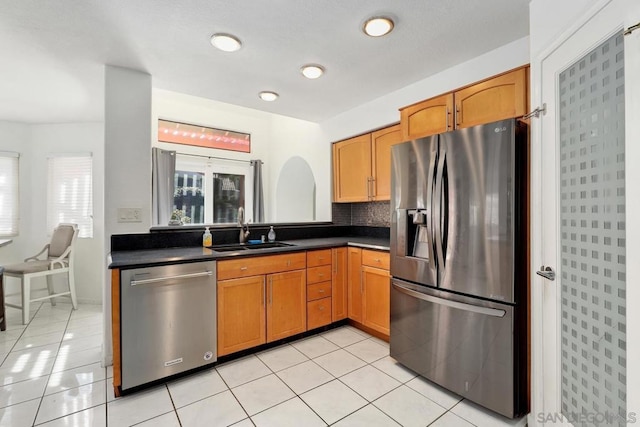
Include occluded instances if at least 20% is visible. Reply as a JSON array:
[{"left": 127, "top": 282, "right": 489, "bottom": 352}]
[
  {"left": 392, "top": 282, "right": 506, "bottom": 318},
  {"left": 425, "top": 151, "right": 437, "bottom": 271},
  {"left": 434, "top": 150, "right": 446, "bottom": 270}
]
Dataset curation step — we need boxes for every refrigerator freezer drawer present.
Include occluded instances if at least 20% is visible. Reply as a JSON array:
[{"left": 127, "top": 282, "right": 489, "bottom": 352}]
[{"left": 390, "top": 279, "right": 525, "bottom": 418}]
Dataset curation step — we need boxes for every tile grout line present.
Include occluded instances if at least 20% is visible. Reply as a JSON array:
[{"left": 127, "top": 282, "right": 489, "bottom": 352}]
[
  {"left": 30, "top": 303, "right": 77, "bottom": 425},
  {"left": 31, "top": 303, "right": 74, "bottom": 426},
  {"left": 164, "top": 382, "right": 183, "bottom": 427}
]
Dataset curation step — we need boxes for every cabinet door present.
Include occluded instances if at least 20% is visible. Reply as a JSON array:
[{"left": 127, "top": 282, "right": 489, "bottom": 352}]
[
  {"left": 331, "top": 247, "right": 348, "bottom": 321},
  {"left": 400, "top": 93, "right": 454, "bottom": 140},
  {"left": 362, "top": 266, "right": 390, "bottom": 336},
  {"left": 371, "top": 124, "right": 403, "bottom": 201},
  {"left": 218, "top": 276, "right": 266, "bottom": 356},
  {"left": 333, "top": 134, "right": 372, "bottom": 202},
  {"left": 266, "top": 270, "right": 307, "bottom": 342},
  {"left": 347, "top": 247, "right": 363, "bottom": 323},
  {"left": 454, "top": 67, "right": 527, "bottom": 129}
]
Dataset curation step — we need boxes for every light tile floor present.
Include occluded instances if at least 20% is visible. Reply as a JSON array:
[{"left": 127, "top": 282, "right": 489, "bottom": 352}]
[{"left": 0, "top": 302, "right": 528, "bottom": 426}]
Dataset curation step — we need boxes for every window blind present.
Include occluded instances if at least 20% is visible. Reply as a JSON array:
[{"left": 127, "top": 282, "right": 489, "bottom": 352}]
[
  {"left": 47, "top": 155, "right": 93, "bottom": 238},
  {"left": 0, "top": 152, "right": 19, "bottom": 237}
]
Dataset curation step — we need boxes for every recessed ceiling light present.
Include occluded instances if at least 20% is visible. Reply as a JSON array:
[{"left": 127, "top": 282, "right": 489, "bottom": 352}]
[
  {"left": 259, "top": 91, "right": 279, "bottom": 102},
  {"left": 301, "top": 64, "right": 325, "bottom": 79},
  {"left": 210, "top": 33, "right": 242, "bottom": 52},
  {"left": 363, "top": 17, "right": 394, "bottom": 37}
]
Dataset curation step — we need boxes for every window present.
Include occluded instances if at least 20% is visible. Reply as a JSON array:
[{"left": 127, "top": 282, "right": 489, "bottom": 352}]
[
  {"left": 0, "top": 152, "right": 19, "bottom": 237},
  {"left": 172, "top": 155, "right": 252, "bottom": 225},
  {"left": 47, "top": 155, "right": 93, "bottom": 238}
]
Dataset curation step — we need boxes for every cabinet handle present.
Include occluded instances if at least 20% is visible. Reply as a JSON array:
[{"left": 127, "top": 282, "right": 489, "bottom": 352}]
[
  {"left": 262, "top": 276, "right": 266, "bottom": 306},
  {"left": 360, "top": 270, "right": 364, "bottom": 294},
  {"left": 370, "top": 177, "right": 376, "bottom": 199},
  {"left": 374, "top": 258, "right": 381, "bottom": 263},
  {"left": 445, "top": 107, "right": 450, "bottom": 130},
  {"left": 269, "top": 277, "right": 273, "bottom": 305},
  {"left": 319, "top": 305, "right": 325, "bottom": 311},
  {"left": 318, "top": 273, "right": 324, "bottom": 278},
  {"left": 366, "top": 177, "right": 370, "bottom": 200},
  {"left": 333, "top": 251, "right": 337, "bottom": 274},
  {"left": 455, "top": 106, "right": 460, "bottom": 127},
  {"left": 319, "top": 289, "right": 325, "bottom": 293},
  {"left": 318, "top": 257, "right": 324, "bottom": 261},
  {"left": 286, "top": 260, "right": 291, "bottom": 267},
  {"left": 240, "top": 266, "right": 248, "bottom": 271}
]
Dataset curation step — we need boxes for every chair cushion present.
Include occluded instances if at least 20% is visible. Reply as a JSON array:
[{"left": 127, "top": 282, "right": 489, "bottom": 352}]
[
  {"left": 3, "top": 260, "right": 66, "bottom": 275},
  {"left": 49, "top": 225, "right": 76, "bottom": 257}
]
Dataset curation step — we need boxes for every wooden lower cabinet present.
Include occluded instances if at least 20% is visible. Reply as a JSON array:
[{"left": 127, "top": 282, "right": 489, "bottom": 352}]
[
  {"left": 266, "top": 270, "right": 307, "bottom": 342},
  {"left": 347, "top": 247, "right": 363, "bottom": 323},
  {"left": 331, "top": 247, "right": 348, "bottom": 321},
  {"left": 217, "top": 276, "right": 266, "bottom": 356},
  {"left": 347, "top": 248, "right": 391, "bottom": 337},
  {"left": 217, "top": 268, "right": 306, "bottom": 356},
  {"left": 362, "top": 266, "right": 391, "bottom": 335},
  {"left": 308, "top": 297, "right": 332, "bottom": 330}
]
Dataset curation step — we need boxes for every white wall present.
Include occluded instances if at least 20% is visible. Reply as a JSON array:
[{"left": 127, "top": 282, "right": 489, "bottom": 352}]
[
  {"left": 276, "top": 156, "right": 317, "bottom": 222},
  {"left": 268, "top": 115, "right": 329, "bottom": 222},
  {"left": 29, "top": 123, "right": 104, "bottom": 303},
  {"left": 319, "top": 37, "right": 530, "bottom": 142},
  {"left": 152, "top": 89, "right": 330, "bottom": 223},
  {"left": 103, "top": 65, "right": 152, "bottom": 365},
  {"left": 0, "top": 122, "right": 104, "bottom": 304}
]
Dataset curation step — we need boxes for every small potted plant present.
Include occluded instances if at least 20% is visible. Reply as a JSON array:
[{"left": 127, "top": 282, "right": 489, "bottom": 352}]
[{"left": 169, "top": 209, "right": 186, "bottom": 226}]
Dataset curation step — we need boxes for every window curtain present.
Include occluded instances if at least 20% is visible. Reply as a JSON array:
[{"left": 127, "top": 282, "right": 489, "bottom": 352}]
[
  {"left": 251, "top": 160, "right": 264, "bottom": 223},
  {"left": 152, "top": 148, "right": 176, "bottom": 225}
]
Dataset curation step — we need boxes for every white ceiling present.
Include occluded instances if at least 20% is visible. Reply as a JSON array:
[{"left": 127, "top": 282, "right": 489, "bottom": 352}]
[{"left": 0, "top": 0, "right": 530, "bottom": 124}]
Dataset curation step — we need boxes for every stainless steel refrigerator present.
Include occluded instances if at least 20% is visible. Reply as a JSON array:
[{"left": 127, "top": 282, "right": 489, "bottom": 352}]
[{"left": 390, "top": 118, "right": 529, "bottom": 418}]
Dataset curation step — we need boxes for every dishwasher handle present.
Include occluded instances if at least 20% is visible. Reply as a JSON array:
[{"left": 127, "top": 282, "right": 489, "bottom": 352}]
[
  {"left": 130, "top": 270, "right": 213, "bottom": 286},
  {"left": 392, "top": 282, "right": 506, "bottom": 318}
]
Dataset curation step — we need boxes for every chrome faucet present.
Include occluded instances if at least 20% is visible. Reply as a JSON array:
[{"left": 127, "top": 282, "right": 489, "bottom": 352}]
[{"left": 238, "top": 207, "right": 250, "bottom": 243}]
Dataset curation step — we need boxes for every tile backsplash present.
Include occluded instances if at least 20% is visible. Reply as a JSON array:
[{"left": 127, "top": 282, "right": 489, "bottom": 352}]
[{"left": 332, "top": 201, "right": 391, "bottom": 227}]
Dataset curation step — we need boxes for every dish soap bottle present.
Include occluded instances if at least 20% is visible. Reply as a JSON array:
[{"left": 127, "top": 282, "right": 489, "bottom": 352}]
[
  {"left": 203, "top": 227, "right": 212, "bottom": 247},
  {"left": 267, "top": 226, "right": 276, "bottom": 242}
]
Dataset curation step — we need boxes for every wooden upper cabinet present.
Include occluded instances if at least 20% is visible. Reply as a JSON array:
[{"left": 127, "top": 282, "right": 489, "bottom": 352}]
[
  {"left": 371, "top": 124, "right": 403, "bottom": 201},
  {"left": 400, "top": 93, "right": 454, "bottom": 140},
  {"left": 331, "top": 247, "right": 348, "bottom": 322},
  {"left": 217, "top": 276, "right": 266, "bottom": 356},
  {"left": 332, "top": 134, "right": 372, "bottom": 202},
  {"left": 454, "top": 67, "right": 528, "bottom": 129},
  {"left": 266, "top": 270, "right": 307, "bottom": 342}
]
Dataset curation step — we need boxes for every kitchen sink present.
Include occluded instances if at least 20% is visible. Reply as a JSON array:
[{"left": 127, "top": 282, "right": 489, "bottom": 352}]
[{"left": 209, "top": 242, "right": 294, "bottom": 252}]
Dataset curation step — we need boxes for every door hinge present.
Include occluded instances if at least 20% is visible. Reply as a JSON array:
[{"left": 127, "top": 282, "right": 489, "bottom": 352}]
[
  {"left": 624, "top": 22, "right": 640, "bottom": 36},
  {"left": 522, "top": 103, "right": 547, "bottom": 120}
]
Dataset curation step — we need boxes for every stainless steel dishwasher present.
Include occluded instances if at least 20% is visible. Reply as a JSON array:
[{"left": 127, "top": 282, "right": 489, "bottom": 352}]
[{"left": 120, "top": 261, "right": 217, "bottom": 390}]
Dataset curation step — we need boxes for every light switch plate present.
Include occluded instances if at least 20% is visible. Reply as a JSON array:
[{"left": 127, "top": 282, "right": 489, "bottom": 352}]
[{"left": 117, "top": 207, "right": 142, "bottom": 223}]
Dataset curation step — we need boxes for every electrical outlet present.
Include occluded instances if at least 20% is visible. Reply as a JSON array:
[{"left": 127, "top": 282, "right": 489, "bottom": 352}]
[{"left": 117, "top": 208, "right": 143, "bottom": 223}]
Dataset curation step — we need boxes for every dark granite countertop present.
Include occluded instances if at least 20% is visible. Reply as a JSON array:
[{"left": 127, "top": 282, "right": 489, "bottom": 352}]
[{"left": 109, "top": 236, "right": 390, "bottom": 269}]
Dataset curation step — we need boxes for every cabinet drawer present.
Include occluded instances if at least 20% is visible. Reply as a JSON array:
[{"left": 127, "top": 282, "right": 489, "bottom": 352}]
[
  {"left": 307, "top": 297, "right": 332, "bottom": 330},
  {"left": 307, "top": 281, "right": 331, "bottom": 301},
  {"left": 307, "top": 265, "right": 332, "bottom": 284},
  {"left": 218, "top": 252, "right": 306, "bottom": 280},
  {"left": 362, "top": 250, "right": 390, "bottom": 270},
  {"left": 307, "top": 249, "right": 332, "bottom": 267}
]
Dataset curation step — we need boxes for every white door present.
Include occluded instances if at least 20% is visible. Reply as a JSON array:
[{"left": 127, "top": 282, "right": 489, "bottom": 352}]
[{"left": 532, "top": 0, "right": 640, "bottom": 425}]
